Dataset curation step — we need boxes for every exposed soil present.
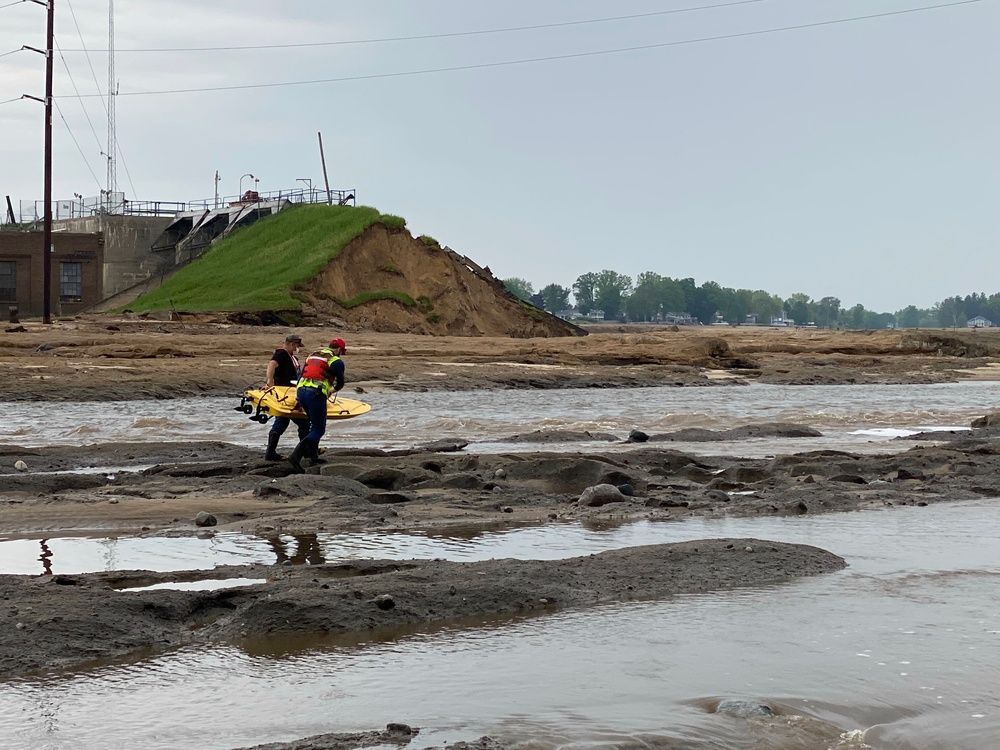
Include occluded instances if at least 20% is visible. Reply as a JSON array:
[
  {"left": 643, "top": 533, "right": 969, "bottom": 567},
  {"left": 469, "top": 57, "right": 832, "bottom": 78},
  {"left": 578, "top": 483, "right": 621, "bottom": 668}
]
[
  {"left": 2, "top": 317, "right": 1000, "bottom": 402},
  {"left": 300, "top": 224, "right": 584, "bottom": 338}
]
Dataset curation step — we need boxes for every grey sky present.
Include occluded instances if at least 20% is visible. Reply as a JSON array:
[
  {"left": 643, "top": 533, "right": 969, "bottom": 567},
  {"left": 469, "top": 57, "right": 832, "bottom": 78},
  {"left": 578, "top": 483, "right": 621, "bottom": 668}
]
[{"left": 1, "top": 0, "right": 997, "bottom": 312}]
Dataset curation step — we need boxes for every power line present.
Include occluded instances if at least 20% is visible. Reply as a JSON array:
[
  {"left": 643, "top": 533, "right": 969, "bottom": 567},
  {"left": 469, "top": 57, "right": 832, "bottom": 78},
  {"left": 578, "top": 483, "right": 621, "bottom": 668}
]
[
  {"left": 0, "top": 48, "right": 23, "bottom": 58},
  {"left": 59, "top": 0, "right": 774, "bottom": 53},
  {"left": 55, "top": 37, "right": 104, "bottom": 152},
  {"left": 0, "top": 0, "right": 27, "bottom": 10},
  {"left": 54, "top": 99, "right": 103, "bottom": 189},
  {"left": 52, "top": 0, "right": 989, "bottom": 100},
  {"left": 0, "top": 96, "right": 23, "bottom": 106}
]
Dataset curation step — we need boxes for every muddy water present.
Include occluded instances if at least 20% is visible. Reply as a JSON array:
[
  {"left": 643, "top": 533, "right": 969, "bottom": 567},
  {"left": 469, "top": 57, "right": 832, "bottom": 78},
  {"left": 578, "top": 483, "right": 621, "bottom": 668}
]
[
  {"left": 4, "top": 382, "right": 996, "bottom": 456},
  {"left": 2, "top": 501, "right": 999, "bottom": 750}
]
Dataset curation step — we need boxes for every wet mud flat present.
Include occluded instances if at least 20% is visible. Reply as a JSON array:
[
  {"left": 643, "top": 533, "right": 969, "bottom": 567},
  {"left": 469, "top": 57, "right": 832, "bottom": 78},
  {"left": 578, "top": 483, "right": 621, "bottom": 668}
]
[
  {"left": 0, "top": 538, "right": 844, "bottom": 679},
  {"left": 4, "top": 425, "right": 1000, "bottom": 537}
]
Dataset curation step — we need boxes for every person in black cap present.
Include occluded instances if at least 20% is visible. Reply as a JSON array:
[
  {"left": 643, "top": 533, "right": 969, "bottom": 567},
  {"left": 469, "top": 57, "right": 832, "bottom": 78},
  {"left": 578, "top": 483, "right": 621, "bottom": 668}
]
[
  {"left": 287, "top": 337, "right": 347, "bottom": 473},
  {"left": 263, "top": 333, "right": 309, "bottom": 461}
]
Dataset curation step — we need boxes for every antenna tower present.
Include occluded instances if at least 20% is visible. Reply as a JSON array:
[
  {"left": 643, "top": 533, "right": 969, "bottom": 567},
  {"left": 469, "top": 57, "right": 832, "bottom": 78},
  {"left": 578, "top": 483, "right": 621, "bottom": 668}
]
[{"left": 106, "top": 0, "right": 117, "bottom": 212}]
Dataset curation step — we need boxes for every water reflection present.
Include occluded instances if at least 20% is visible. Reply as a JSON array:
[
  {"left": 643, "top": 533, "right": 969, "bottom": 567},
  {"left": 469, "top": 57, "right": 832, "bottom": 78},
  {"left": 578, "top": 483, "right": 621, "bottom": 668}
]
[{"left": 265, "top": 533, "right": 326, "bottom": 566}]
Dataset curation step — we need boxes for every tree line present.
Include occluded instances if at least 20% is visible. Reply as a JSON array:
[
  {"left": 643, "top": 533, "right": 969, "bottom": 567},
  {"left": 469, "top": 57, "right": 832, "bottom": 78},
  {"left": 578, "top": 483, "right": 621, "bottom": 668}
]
[{"left": 502, "top": 272, "right": 997, "bottom": 329}]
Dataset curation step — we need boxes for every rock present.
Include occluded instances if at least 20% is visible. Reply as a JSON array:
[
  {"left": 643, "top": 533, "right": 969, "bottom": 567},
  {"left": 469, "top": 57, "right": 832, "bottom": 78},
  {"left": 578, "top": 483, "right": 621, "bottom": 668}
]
[
  {"left": 491, "top": 486, "right": 503, "bottom": 494},
  {"left": 578, "top": 483, "right": 628, "bottom": 507},
  {"left": 896, "top": 468, "right": 926, "bottom": 481},
  {"left": 501, "top": 506, "right": 513, "bottom": 513},
  {"left": 616, "top": 483, "right": 635, "bottom": 497},
  {"left": 355, "top": 467, "right": 406, "bottom": 490},
  {"left": 194, "top": 511, "right": 217, "bottom": 527},
  {"left": 705, "top": 489, "right": 731, "bottom": 503},
  {"left": 14, "top": 460, "right": 27, "bottom": 472},
  {"left": 35, "top": 343, "right": 54, "bottom": 352},
  {"left": 627, "top": 429, "right": 650, "bottom": 443},
  {"left": 439, "top": 473, "right": 483, "bottom": 490},
  {"left": 368, "top": 492, "right": 414, "bottom": 505},
  {"left": 829, "top": 474, "right": 867, "bottom": 484},
  {"left": 415, "top": 439, "right": 469, "bottom": 453},
  {"left": 374, "top": 594, "right": 395, "bottom": 610},
  {"left": 716, "top": 699, "right": 773, "bottom": 718},
  {"left": 493, "top": 468, "right": 506, "bottom": 479},
  {"left": 971, "top": 411, "right": 1000, "bottom": 428}
]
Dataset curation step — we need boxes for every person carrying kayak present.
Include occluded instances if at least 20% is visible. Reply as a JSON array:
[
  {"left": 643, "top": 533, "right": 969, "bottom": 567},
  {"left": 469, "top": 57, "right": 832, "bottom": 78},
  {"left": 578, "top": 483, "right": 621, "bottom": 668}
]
[{"left": 287, "top": 338, "right": 347, "bottom": 473}]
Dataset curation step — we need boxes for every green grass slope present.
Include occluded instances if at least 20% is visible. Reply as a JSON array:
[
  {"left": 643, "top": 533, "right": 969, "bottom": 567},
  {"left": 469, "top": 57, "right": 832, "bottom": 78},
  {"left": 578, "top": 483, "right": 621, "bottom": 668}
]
[{"left": 127, "top": 204, "right": 405, "bottom": 312}]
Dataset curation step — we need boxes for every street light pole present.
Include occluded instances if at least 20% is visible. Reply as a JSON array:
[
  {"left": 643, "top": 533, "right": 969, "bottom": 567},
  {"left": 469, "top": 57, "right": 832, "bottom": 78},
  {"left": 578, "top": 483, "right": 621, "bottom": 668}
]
[{"left": 240, "top": 172, "right": 254, "bottom": 197}]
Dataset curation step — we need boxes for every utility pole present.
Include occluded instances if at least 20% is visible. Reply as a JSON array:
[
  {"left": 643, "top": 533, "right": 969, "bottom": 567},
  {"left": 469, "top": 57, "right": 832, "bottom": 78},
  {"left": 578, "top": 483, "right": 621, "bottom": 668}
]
[
  {"left": 318, "top": 132, "right": 332, "bottom": 205},
  {"left": 43, "top": 0, "right": 53, "bottom": 323},
  {"left": 214, "top": 170, "right": 220, "bottom": 208},
  {"left": 22, "top": 1, "right": 54, "bottom": 322}
]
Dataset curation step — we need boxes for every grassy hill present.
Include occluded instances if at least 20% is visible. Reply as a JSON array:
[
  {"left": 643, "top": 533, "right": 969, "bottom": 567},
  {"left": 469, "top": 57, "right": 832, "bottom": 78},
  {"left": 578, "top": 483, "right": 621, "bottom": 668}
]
[{"left": 127, "top": 204, "right": 405, "bottom": 312}]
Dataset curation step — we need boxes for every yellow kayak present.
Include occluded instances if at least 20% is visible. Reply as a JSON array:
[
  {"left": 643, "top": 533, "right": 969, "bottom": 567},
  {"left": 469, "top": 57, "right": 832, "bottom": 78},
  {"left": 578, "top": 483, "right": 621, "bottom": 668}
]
[{"left": 236, "top": 385, "right": 371, "bottom": 424}]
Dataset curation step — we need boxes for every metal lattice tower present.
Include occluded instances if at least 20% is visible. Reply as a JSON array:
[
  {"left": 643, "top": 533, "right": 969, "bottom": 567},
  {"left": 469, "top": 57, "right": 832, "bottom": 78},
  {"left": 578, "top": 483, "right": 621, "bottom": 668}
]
[{"left": 106, "top": 0, "right": 116, "bottom": 211}]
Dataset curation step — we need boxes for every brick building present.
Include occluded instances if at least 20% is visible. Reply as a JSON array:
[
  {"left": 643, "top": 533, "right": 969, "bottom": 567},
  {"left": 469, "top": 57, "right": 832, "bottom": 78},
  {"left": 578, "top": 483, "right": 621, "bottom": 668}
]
[{"left": 0, "top": 231, "right": 104, "bottom": 318}]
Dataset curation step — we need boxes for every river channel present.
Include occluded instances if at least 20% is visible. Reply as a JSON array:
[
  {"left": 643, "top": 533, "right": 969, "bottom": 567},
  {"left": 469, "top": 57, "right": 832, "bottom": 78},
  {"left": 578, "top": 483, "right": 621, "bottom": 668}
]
[
  {"left": 1, "top": 383, "right": 998, "bottom": 749},
  {"left": 5, "top": 381, "right": 998, "bottom": 456}
]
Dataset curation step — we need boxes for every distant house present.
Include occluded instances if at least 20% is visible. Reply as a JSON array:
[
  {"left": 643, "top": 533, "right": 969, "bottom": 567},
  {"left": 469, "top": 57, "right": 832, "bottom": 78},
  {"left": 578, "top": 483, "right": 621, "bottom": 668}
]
[
  {"left": 585, "top": 310, "right": 605, "bottom": 321},
  {"left": 663, "top": 312, "right": 698, "bottom": 325},
  {"left": 967, "top": 316, "right": 993, "bottom": 328},
  {"left": 711, "top": 312, "right": 727, "bottom": 326},
  {"left": 770, "top": 310, "right": 794, "bottom": 327}
]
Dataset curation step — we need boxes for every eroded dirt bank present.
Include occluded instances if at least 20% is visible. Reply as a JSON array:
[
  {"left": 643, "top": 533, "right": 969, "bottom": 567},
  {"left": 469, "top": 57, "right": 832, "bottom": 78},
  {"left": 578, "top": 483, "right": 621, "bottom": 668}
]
[{"left": 3, "top": 317, "right": 1000, "bottom": 401}]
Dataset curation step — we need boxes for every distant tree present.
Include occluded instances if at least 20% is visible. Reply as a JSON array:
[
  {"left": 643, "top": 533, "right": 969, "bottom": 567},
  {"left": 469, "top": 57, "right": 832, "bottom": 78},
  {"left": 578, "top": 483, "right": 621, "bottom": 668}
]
[
  {"left": 750, "top": 290, "right": 782, "bottom": 322},
  {"left": 573, "top": 272, "right": 598, "bottom": 315},
  {"left": 502, "top": 277, "right": 534, "bottom": 302},
  {"left": 896, "top": 305, "right": 921, "bottom": 328},
  {"left": 785, "top": 293, "right": 811, "bottom": 326},
  {"left": 529, "top": 292, "right": 545, "bottom": 309},
  {"left": 815, "top": 297, "right": 841, "bottom": 328},
  {"left": 846, "top": 303, "right": 867, "bottom": 329},
  {"left": 539, "top": 283, "right": 571, "bottom": 313},
  {"left": 935, "top": 297, "right": 963, "bottom": 327},
  {"left": 593, "top": 269, "right": 633, "bottom": 320},
  {"left": 627, "top": 272, "right": 664, "bottom": 321}
]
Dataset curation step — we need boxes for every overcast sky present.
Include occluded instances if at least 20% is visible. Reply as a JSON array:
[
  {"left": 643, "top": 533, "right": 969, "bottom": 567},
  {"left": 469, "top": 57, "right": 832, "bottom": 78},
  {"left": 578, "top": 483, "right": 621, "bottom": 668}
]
[{"left": 1, "top": 0, "right": 997, "bottom": 311}]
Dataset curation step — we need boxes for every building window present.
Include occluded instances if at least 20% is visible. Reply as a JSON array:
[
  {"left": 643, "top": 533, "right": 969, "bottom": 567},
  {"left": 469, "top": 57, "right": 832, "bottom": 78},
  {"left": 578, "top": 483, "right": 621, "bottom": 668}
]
[
  {"left": 0, "top": 262, "right": 15, "bottom": 302},
  {"left": 60, "top": 262, "right": 83, "bottom": 302}
]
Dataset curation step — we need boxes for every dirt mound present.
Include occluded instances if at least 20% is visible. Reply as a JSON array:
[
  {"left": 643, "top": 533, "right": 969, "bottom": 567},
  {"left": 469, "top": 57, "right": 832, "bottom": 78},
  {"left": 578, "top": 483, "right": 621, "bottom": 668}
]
[{"left": 299, "top": 225, "right": 585, "bottom": 337}]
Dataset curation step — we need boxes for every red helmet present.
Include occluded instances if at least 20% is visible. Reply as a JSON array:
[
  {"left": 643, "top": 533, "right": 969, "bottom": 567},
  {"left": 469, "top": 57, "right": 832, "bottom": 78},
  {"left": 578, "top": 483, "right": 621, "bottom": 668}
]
[{"left": 330, "top": 338, "right": 347, "bottom": 352}]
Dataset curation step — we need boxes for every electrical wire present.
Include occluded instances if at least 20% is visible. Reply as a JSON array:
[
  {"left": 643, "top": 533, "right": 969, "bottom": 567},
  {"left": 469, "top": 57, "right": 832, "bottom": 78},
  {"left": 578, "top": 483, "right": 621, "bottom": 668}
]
[
  {"left": 54, "top": 0, "right": 988, "bottom": 100},
  {"left": 0, "top": 96, "right": 23, "bottom": 106},
  {"left": 0, "top": 48, "right": 24, "bottom": 58},
  {"left": 55, "top": 38, "right": 104, "bottom": 152},
  {"left": 61, "top": 0, "right": 774, "bottom": 53},
  {"left": 0, "top": 0, "right": 27, "bottom": 10},
  {"left": 54, "top": 99, "right": 103, "bottom": 189}
]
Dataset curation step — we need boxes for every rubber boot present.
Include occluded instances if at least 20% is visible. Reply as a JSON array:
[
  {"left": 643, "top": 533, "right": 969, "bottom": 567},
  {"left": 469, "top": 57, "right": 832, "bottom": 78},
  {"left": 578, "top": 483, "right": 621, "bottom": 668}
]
[
  {"left": 264, "top": 432, "right": 284, "bottom": 462},
  {"left": 304, "top": 440, "right": 326, "bottom": 466},
  {"left": 287, "top": 439, "right": 310, "bottom": 474}
]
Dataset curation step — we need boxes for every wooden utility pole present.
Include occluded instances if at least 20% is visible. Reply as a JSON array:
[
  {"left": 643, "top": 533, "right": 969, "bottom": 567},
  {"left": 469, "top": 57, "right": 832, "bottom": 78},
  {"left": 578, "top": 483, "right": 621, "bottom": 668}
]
[
  {"left": 318, "top": 131, "right": 332, "bottom": 205},
  {"left": 42, "top": 0, "right": 54, "bottom": 324}
]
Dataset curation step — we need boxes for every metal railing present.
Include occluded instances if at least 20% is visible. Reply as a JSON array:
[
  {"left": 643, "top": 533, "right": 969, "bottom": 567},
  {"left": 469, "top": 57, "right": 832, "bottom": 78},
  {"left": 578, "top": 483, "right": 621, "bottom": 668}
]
[{"left": 20, "top": 187, "right": 357, "bottom": 222}]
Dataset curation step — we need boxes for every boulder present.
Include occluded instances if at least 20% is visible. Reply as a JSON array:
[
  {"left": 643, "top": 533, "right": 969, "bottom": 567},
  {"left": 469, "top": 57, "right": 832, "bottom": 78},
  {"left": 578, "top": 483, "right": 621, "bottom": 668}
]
[{"left": 578, "top": 483, "right": 629, "bottom": 507}]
